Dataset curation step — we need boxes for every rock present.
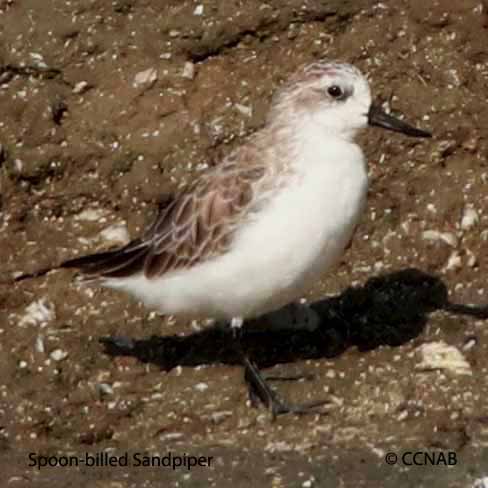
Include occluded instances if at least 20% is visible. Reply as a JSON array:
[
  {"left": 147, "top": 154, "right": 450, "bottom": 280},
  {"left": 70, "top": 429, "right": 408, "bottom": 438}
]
[
  {"left": 460, "top": 207, "right": 479, "bottom": 230},
  {"left": 18, "top": 299, "right": 55, "bottom": 327},
  {"left": 73, "top": 81, "right": 90, "bottom": 94},
  {"left": 421, "top": 230, "right": 458, "bottom": 248},
  {"left": 99, "top": 222, "right": 130, "bottom": 246},
  {"left": 133, "top": 68, "right": 157, "bottom": 88},
  {"left": 50, "top": 349, "right": 69, "bottom": 362},
  {"left": 235, "top": 103, "right": 253, "bottom": 117},
  {"left": 181, "top": 62, "right": 195, "bottom": 80},
  {"left": 442, "top": 250, "right": 462, "bottom": 272},
  {"left": 416, "top": 341, "right": 472, "bottom": 376}
]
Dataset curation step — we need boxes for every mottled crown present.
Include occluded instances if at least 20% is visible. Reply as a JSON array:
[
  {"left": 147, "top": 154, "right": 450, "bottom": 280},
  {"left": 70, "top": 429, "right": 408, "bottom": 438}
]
[
  {"left": 270, "top": 61, "right": 366, "bottom": 113},
  {"left": 267, "top": 60, "right": 372, "bottom": 139}
]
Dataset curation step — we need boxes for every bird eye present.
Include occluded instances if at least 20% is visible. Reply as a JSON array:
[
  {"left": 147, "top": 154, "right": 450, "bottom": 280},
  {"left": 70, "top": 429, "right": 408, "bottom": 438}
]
[{"left": 327, "top": 85, "right": 344, "bottom": 99}]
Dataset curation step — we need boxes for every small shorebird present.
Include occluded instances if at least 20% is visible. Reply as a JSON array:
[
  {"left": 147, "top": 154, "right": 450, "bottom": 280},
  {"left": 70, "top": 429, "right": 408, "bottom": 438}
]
[{"left": 19, "top": 61, "right": 431, "bottom": 417}]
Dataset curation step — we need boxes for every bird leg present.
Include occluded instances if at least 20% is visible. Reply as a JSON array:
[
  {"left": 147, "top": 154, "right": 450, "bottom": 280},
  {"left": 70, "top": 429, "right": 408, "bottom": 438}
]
[{"left": 229, "top": 317, "right": 327, "bottom": 420}]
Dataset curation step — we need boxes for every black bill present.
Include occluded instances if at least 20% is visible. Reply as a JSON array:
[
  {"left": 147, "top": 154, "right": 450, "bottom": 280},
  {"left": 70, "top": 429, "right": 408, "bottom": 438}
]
[{"left": 368, "top": 103, "right": 432, "bottom": 138}]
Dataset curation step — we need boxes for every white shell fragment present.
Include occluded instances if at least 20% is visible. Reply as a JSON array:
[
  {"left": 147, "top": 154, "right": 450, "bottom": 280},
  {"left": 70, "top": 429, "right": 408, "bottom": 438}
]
[
  {"left": 73, "top": 81, "right": 89, "bottom": 94},
  {"left": 97, "top": 383, "right": 114, "bottom": 396},
  {"left": 460, "top": 207, "right": 479, "bottom": 230},
  {"left": 442, "top": 251, "right": 462, "bottom": 272},
  {"left": 50, "top": 349, "right": 69, "bottom": 362},
  {"left": 30, "top": 52, "right": 48, "bottom": 69},
  {"left": 133, "top": 68, "right": 158, "bottom": 88},
  {"left": 466, "top": 248, "right": 477, "bottom": 268},
  {"left": 416, "top": 341, "right": 472, "bottom": 376},
  {"left": 35, "top": 335, "right": 45, "bottom": 353},
  {"left": 99, "top": 222, "right": 130, "bottom": 246},
  {"left": 182, "top": 62, "right": 195, "bottom": 80},
  {"left": 235, "top": 103, "right": 253, "bottom": 118},
  {"left": 421, "top": 230, "right": 458, "bottom": 248},
  {"left": 18, "top": 299, "right": 55, "bottom": 327},
  {"left": 194, "top": 382, "right": 209, "bottom": 392},
  {"left": 74, "top": 208, "right": 109, "bottom": 222}
]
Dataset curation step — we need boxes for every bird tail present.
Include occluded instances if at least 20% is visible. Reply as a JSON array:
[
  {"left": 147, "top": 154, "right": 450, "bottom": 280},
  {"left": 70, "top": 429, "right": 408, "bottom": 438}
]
[{"left": 60, "top": 239, "right": 149, "bottom": 281}]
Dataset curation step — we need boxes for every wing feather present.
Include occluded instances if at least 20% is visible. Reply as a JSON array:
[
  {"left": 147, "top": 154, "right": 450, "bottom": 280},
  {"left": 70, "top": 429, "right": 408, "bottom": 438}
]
[{"left": 62, "top": 156, "right": 268, "bottom": 281}]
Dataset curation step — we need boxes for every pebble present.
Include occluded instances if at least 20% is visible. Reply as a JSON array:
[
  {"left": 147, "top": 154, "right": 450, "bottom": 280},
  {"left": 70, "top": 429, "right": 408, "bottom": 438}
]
[
  {"left": 50, "top": 349, "right": 69, "bottom": 362},
  {"left": 442, "top": 251, "right": 462, "bottom": 272},
  {"left": 35, "top": 335, "right": 45, "bottom": 353},
  {"left": 210, "top": 411, "right": 232, "bottom": 424},
  {"left": 466, "top": 248, "right": 477, "bottom": 268},
  {"left": 133, "top": 67, "right": 157, "bottom": 88},
  {"left": 462, "top": 337, "right": 477, "bottom": 351},
  {"left": 416, "top": 341, "right": 472, "bottom": 376},
  {"left": 460, "top": 207, "right": 479, "bottom": 230},
  {"left": 74, "top": 208, "right": 108, "bottom": 222},
  {"left": 182, "top": 62, "right": 195, "bottom": 80},
  {"left": 193, "top": 4, "right": 204, "bottom": 15},
  {"left": 235, "top": 103, "right": 253, "bottom": 117},
  {"left": 99, "top": 222, "right": 130, "bottom": 246},
  {"left": 194, "top": 382, "right": 209, "bottom": 392},
  {"left": 29, "top": 52, "right": 48, "bottom": 69},
  {"left": 96, "top": 383, "right": 114, "bottom": 396},
  {"left": 73, "top": 81, "right": 89, "bottom": 94},
  {"left": 421, "top": 230, "right": 458, "bottom": 248},
  {"left": 18, "top": 299, "right": 55, "bottom": 327}
]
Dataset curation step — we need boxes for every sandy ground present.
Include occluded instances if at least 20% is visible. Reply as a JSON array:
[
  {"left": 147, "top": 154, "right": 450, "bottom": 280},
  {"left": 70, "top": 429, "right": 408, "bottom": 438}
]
[{"left": 1, "top": 0, "right": 488, "bottom": 486}]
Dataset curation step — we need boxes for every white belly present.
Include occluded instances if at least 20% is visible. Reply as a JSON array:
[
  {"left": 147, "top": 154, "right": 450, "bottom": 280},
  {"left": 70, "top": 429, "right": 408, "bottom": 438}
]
[{"left": 107, "top": 142, "right": 368, "bottom": 320}]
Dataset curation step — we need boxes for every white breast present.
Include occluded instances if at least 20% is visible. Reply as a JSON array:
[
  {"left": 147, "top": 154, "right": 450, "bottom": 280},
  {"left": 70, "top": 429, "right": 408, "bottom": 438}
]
[{"left": 107, "top": 139, "right": 368, "bottom": 320}]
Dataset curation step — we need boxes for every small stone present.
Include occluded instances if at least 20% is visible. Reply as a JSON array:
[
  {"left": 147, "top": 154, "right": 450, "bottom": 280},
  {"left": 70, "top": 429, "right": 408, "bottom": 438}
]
[
  {"left": 30, "top": 52, "right": 48, "bottom": 69},
  {"left": 397, "top": 410, "right": 408, "bottom": 421},
  {"left": 35, "top": 336, "right": 45, "bottom": 353},
  {"left": 194, "top": 382, "right": 209, "bottom": 392},
  {"left": 50, "top": 349, "right": 68, "bottom": 362},
  {"left": 193, "top": 4, "right": 204, "bottom": 15},
  {"left": 210, "top": 411, "right": 232, "bottom": 424},
  {"left": 133, "top": 68, "right": 157, "bottom": 88},
  {"left": 466, "top": 248, "right": 477, "bottom": 268},
  {"left": 235, "top": 103, "right": 253, "bottom": 117},
  {"left": 462, "top": 337, "right": 477, "bottom": 351},
  {"left": 443, "top": 250, "right": 462, "bottom": 272},
  {"left": 99, "top": 222, "right": 130, "bottom": 246},
  {"left": 19, "top": 299, "right": 56, "bottom": 327},
  {"left": 421, "top": 230, "right": 458, "bottom": 248},
  {"left": 182, "top": 62, "right": 195, "bottom": 80},
  {"left": 73, "top": 81, "right": 89, "bottom": 94},
  {"left": 460, "top": 207, "right": 479, "bottom": 230},
  {"left": 74, "top": 207, "right": 108, "bottom": 222},
  {"left": 96, "top": 383, "right": 114, "bottom": 396},
  {"left": 416, "top": 341, "right": 471, "bottom": 376}
]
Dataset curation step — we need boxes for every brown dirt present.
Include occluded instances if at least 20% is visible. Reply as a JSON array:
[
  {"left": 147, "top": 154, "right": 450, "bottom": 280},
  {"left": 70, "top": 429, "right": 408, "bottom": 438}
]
[{"left": 1, "top": 0, "right": 488, "bottom": 487}]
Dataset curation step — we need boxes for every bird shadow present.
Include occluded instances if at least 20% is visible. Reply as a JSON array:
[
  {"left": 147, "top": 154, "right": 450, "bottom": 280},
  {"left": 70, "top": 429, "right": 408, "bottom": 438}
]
[{"left": 100, "top": 268, "right": 488, "bottom": 371}]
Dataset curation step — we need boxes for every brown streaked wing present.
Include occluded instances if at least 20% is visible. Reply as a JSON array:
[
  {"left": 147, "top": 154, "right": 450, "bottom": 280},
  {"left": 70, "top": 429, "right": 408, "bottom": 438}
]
[{"left": 143, "top": 165, "right": 266, "bottom": 279}]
